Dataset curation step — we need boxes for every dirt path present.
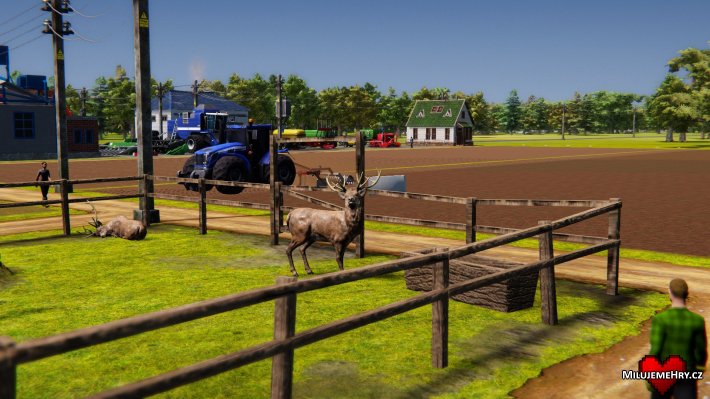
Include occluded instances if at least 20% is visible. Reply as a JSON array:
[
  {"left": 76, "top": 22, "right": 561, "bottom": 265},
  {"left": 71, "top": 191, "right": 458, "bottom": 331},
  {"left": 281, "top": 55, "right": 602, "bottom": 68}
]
[{"left": 1, "top": 187, "right": 709, "bottom": 398}]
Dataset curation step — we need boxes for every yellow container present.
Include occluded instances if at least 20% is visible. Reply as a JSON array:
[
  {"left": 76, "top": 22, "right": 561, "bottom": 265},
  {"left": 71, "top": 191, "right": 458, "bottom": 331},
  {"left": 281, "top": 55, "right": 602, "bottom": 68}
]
[{"left": 272, "top": 129, "right": 305, "bottom": 137}]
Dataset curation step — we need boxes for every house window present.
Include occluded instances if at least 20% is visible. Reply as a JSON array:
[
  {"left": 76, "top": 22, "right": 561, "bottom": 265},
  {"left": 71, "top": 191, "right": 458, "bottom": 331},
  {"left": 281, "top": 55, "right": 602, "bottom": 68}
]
[
  {"left": 461, "top": 111, "right": 465, "bottom": 118},
  {"left": 431, "top": 106, "right": 443, "bottom": 113},
  {"left": 444, "top": 109, "right": 452, "bottom": 117},
  {"left": 151, "top": 115, "right": 156, "bottom": 122},
  {"left": 73, "top": 129, "right": 83, "bottom": 144},
  {"left": 431, "top": 128, "right": 437, "bottom": 140},
  {"left": 425, "top": 128, "right": 431, "bottom": 140},
  {"left": 445, "top": 128, "right": 450, "bottom": 140},
  {"left": 417, "top": 110, "right": 425, "bottom": 118},
  {"left": 14, "top": 112, "right": 35, "bottom": 139},
  {"left": 413, "top": 128, "right": 418, "bottom": 139},
  {"left": 85, "top": 129, "right": 94, "bottom": 144}
]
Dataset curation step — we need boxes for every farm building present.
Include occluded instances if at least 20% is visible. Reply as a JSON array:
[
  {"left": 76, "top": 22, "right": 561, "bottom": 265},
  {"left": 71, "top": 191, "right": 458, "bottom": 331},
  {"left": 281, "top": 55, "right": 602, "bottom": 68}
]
[
  {"left": 151, "top": 90, "right": 249, "bottom": 138},
  {"left": 405, "top": 100, "right": 473, "bottom": 146},
  {"left": 0, "top": 79, "right": 100, "bottom": 160}
]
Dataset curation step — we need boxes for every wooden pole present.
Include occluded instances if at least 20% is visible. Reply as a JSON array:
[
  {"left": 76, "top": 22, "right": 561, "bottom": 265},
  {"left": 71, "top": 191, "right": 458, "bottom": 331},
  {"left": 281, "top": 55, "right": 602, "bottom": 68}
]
[
  {"left": 157, "top": 82, "right": 164, "bottom": 137},
  {"left": 133, "top": 0, "right": 158, "bottom": 225},
  {"left": 269, "top": 135, "right": 278, "bottom": 245},
  {"left": 606, "top": 198, "right": 621, "bottom": 295},
  {"left": 538, "top": 221, "right": 557, "bottom": 325},
  {"left": 465, "top": 197, "right": 477, "bottom": 244},
  {"left": 0, "top": 336, "right": 16, "bottom": 399},
  {"left": 60, "top": 179, "right": 70, "bottom": 236},
  {"left": 355, "top": 131, "right": 365, "bottom": 258},
  {"left": 431, "top": 248, "right": 449, "bottom": 368},
  {"left": 277, "top": 182, "right": 284, "bottom": 232},
  {"left": 51, "top": 0, "right": 70, "bottom": 185},
  {"left": 271, "top": 276, "right": 297, "bottom": 399},
  {"left": 198, "top": 178, "right": 207, "bottom": 235}
]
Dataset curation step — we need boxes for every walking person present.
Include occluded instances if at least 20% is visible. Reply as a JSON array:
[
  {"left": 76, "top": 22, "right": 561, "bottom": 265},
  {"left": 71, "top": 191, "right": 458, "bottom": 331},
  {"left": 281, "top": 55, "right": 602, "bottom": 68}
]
[
  {"left": 35, "top": 161, "right": 52, "bottom": 207},
  {"left": 648, "top": 278, "right": 707, "bottom": 399},
  {"left": 410, "top": 136, "right": 414, "bottom": 148}
]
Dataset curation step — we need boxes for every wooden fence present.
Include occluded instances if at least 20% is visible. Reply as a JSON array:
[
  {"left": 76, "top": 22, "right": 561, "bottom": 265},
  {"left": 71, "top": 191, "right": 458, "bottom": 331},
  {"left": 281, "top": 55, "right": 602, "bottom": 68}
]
[
  {"left": 0, "top": 176, "right": 145, "bottom": 235},
  {"left": 0, "top": 199, "right": 621, "bottom": 399}
]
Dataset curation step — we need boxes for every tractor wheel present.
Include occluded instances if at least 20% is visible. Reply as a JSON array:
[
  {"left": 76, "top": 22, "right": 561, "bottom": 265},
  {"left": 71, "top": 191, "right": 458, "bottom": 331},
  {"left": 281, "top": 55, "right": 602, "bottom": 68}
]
[
  {"left": 180, "top": 155, "right": 198, "bottom": 191},
  {"left": 263, "top": 155, "right": 296, "bottom": 185},
  {"left": 213, "top": 157, "right": 247, "bottom": 194},
  {"left": 186, "top": 135, "right": 208, "bottom": 152}
]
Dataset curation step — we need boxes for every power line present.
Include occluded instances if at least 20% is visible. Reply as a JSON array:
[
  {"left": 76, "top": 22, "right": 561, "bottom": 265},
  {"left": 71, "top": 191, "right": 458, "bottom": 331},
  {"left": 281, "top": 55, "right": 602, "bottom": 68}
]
[
  {"left": 1, "top": 24, "right": 41, "bottom": 45},
  {"left": 0, "top": 3, "right": 38, "bottom": 27},
  {"left": 0, "top": 12, "right": 44, "bottom": 38},
  {"left": 10, "top": 34, "right": 45, "bottom": 52}
]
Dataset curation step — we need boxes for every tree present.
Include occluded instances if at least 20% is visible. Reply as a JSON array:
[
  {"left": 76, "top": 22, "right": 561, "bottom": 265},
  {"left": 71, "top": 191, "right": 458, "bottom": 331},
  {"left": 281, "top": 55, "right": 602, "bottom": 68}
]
[
  {"left": 412, "top": 86, "right": 435, "bottom": 101},
  {"left": 318, "top": 87, "right": 347, "bottom": 132},
  {"left": 378, "top": 88, "right": 412, "bottom": 134},
  {"left": 431, "top": 87, "right": 450, "bottom": 100},
  {"left": 283, "top": 74, "right": 318, "bottom": 128},
  {"left": 465, "top": 92, "right": 494, "bottom": 133},
  {"left": 667, "top": 46, "right": 710, "bottom": 138},
  {"left": 225, "top": 73, "right": 274, "bottom": 123},
  {"left": 503, "top": 89, "right": 522, "bottom": 132},
  {"left": 647, "top": 74, "right": 699, "bottom": 142}
]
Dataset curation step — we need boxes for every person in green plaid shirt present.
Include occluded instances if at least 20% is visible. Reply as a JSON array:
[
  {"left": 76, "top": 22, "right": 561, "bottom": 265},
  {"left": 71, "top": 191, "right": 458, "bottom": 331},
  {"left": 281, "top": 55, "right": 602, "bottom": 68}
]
[{"left": 649, "top": 278, "right": 707, "bottom": 399}]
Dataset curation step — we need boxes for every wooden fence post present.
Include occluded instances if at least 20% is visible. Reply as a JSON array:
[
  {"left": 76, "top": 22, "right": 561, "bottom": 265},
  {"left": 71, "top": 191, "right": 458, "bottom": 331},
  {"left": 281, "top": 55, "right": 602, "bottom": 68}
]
[
  {"left": 606, "top": 198, "right": 621, "bottom": 296},
  {"left": 198, "top": 178, "right": 207, "bottom": 235},
  {"left": 465, "top": 197, "right": 477, "bottom": 244},
  {"left": 538, "top": 221, "right": 558, "bottom": 325},
  {"left": 0, "top": 336, "right": 16, "bottom": 399},
  {"left": 432, "top": 248, "right": 449, "bottom": 368},
  {"left": 60, "top": 179, "right": 70, "bottom": 236},
  {"left": 142, "top": 174, "right": 150, "bottom": 226},
  {"left": 355, "top": 131, "right": 365, "bottom": 258},
  {"left": 270, "top": 135, "right": 279, "bottom": 245},
  {"left": 276, "top": 182, "right": 283, "bottom": 233},
  {"left": 271, "top": 276, "right": 297, "bottom": 399}
]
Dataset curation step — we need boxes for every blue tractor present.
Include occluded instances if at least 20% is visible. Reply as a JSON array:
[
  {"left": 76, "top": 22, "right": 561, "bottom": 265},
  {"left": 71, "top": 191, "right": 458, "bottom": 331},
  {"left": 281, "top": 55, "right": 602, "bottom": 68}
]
[
  {"left": 168, "top": 104, "right": 243, "bottom": 153},
  {"left": 176, "top": 118, "right": 296, "bottom": 194}
]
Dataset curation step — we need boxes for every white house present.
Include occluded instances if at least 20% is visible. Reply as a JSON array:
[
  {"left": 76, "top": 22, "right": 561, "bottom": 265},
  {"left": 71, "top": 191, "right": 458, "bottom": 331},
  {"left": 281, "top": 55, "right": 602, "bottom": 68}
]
[{"left": 405, "top": 100, "right": 473, "bottom": 145}]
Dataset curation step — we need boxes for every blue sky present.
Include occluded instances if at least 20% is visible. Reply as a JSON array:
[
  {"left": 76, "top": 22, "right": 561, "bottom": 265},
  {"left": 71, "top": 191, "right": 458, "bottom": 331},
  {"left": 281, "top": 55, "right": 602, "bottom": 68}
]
[{"left": 1, "top": 0, "right": 709, "bottom": 102}]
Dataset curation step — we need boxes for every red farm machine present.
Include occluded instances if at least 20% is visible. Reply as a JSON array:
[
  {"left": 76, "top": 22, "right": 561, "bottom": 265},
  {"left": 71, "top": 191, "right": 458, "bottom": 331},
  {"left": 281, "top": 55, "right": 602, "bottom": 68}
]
[{"left": 368, "top": 132, "right": 401, "bottom": 148}]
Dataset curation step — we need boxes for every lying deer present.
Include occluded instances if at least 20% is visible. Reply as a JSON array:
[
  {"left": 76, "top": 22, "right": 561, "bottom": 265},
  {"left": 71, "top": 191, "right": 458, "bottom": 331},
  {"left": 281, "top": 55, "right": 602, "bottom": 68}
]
[
  {"left": 84, "top": 201, "right": 147, "bottom": 240},
  {"left": 285, "top": 171, "right": 381, "bottom": 277}
]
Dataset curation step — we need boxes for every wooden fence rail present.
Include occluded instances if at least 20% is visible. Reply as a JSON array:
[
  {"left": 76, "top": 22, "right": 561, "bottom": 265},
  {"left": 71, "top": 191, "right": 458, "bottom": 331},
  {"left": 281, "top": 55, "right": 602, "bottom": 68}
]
[
  {"left": 0, "top": 199, "right": 621, "bottom": 398},
  {"left": 0, "top": 176, "right": 145, "bottom": 235}
]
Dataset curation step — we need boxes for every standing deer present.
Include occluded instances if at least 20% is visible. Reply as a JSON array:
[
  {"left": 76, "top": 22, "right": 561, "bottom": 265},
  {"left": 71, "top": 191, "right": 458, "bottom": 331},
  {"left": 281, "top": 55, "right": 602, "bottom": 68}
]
[{"left": 285, "top": 171, "right": 381, "bottom": 277}]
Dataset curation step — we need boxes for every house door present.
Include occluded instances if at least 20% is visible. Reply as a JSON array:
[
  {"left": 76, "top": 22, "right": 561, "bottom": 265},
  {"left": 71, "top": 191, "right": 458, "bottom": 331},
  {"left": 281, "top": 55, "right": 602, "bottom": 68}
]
[{"left": 456, "top": 128, "right": 464, "bottom": 145}]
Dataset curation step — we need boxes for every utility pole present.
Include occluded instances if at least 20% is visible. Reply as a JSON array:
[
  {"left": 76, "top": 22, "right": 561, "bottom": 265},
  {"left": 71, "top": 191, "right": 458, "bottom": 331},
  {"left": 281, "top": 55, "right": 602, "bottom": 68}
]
[
  {"left": 79, "top": 87, "right": 87, "bottom": 117},
  {"left": 157, "top": 81, "right": 164, "bottom": 137},
  {"left": 133, "top": 0, "right": 159, "bottom": 224},
  {"left": 192, "top": 79, "right": 199, "bottom": 108},
  {"left": 42, "top": 0, "right": 73, "bottom": 188},
  {"left": 561, "top": 102, "right": 566, "bottom": 140},
  {"left": 276, "top": 74, "right": 283, "bottom": 139}
]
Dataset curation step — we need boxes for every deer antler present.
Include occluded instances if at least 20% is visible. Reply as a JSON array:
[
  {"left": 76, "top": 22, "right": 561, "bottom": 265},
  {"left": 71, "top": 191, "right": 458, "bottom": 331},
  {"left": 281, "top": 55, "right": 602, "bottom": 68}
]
[
  {"left": 325, "top": 174, "right": 347, "bottom": 193},
  {"left": 86, "top": 200, "right": 102, "bottom": 229},
  {"left": 357, "top": 170, "right": 382, "bottom": 191}
]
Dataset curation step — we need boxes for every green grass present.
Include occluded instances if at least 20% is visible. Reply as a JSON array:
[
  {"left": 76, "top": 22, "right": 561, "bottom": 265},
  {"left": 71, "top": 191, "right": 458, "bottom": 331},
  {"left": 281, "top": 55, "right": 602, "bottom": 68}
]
[
  {"left": 0, "top": 225, "right": 666, "bottom": 398},
  {"left": 472, "top": 132, "right": 710, "bottom": 149},
  {"left": 0, "top": 201, "right": 84, "bottom": 223}
]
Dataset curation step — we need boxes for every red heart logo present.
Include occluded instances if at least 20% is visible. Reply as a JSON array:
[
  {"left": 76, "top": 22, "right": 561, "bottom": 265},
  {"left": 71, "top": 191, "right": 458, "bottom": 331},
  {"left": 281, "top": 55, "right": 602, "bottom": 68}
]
[{"left": 638, "top": 355, "right": 687, "bottom": 395}]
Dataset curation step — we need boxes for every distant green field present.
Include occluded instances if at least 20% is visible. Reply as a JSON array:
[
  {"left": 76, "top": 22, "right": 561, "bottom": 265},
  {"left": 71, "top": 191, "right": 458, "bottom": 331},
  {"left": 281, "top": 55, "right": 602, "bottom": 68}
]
[{"left": 472, "top": 132, "right": 710, "bottom": 149}]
